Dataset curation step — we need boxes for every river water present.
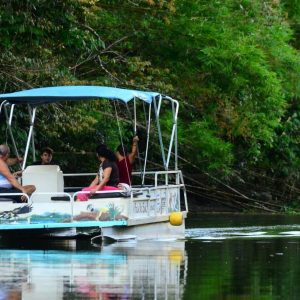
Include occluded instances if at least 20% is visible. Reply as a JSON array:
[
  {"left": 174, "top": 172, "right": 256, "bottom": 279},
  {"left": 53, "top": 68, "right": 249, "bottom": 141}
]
[{"left": 1, "top": 213, "right": 300, "bottom": 299}]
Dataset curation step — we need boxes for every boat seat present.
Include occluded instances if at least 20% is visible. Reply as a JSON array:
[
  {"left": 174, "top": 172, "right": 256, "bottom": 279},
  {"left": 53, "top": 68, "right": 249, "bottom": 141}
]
[
  {"left": 23, "top": 165, "right": 64, "bottom": 202},
  {"left": 63, "top": 188, "right": 130, "bottom": 197},
  {"left": 89, "top": 190, "right": 143, "bottom": 199},
  {"left": 132, "top": 191, "right": 143, "bottom": 197},
  {"left": 50, "top": 194, "right": 128, "bottom": 201},
  {"left": 51, "top": 196, "right": 70, "bottom": 201},
  {"left": 51, "top": 191, "right": 142, "bottom": 201},
  {"left": 89, "top": 191, "right": 130, "bottom": 199}
]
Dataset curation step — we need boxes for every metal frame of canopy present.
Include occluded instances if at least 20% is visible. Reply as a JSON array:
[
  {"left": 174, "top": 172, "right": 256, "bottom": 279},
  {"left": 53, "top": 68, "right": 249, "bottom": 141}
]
[{"left": 0, "top": 86, "right": 180, "bottom": 184}]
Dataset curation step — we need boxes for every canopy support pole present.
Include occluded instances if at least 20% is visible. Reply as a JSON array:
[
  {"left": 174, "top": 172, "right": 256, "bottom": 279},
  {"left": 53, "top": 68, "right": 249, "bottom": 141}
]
[
  {"left": 22, "top": 106, "right": 37, "bottom": 170},
  {"left": 133, "top": 97, "right": 137, "bottom": 135},
  {"left": 142, "top": 103, "right": 152, "bottom": 186},
  {"left": 153, "top": 96, "right": 167, "bottom": 170},
  {"left": 28, "top": 105, "right": 36, "bottom": 161},
  {"left": 0, "top": 100, "right": 7, "bottom": 115},
  {"left": 172, "top": 101, "right": 179, "bottom": 185},
  {"left": 166, "top": 98, "right": 179, "bottom": 169},
  {"left": 173, "top": 101, "right": 178, "bottom": 171},
  {"left": 4, "top": 104, "right": 21, "bottom": 168}
]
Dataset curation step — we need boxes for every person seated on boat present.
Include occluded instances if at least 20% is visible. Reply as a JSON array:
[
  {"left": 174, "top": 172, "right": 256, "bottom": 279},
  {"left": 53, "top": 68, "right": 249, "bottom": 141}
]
[
  {"left": 115, "top": 135, "right": 139, "bottom": 185},
  {"left": 77, "top": 145, "right": 119, "bottom": 201},
  {"left": 6, "top": 155, "right": 23, "bottom": 167},
  {"left": 5, "top": 153, "right": 23, "bottom": 178},
  {"left": 31, "top": 147, "right": 57, "bottom": 165},
  {"left": 0, "top": 144, "right": 35, "bottom": 202}
]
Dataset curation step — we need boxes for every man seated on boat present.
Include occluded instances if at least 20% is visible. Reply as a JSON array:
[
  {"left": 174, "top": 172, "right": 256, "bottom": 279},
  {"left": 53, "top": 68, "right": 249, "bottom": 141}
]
[
  {"left": 31, "top": 147, "right": 57, "bottom": 165},
  {"left": 115, "top": 136, "right": 139, "bottom": 185},
  {"left": 6, "top": 154, "right": 23, "bottom": 167},
  {"left": 77, "top": 145, "right": 120, "bottom": 201},
  {"left": 5, "top": 152, "right": 23, "bottom": 178},
  {"left": 0, "top": 144, "right": 35, "bottom": 202}
]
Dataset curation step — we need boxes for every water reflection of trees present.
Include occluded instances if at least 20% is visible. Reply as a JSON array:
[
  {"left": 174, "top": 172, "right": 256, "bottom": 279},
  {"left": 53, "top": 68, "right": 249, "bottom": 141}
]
[{"left": 185, "top": 239, "right": 300, "bottom": 299}]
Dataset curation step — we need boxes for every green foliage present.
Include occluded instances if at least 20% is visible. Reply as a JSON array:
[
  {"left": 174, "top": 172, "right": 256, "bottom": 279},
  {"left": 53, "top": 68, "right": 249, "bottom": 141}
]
[
  {"left": 281, "top": 0, "right": 300, "bottom": 36},
  {"left": 183, "top": 120, "right": 234, "bottom": 174},
  {"left": 0, "top": 0, "right": 299, "bottom": 201},
  {"left": 262, "top": 102, "right": 300, "bottom": 181}
]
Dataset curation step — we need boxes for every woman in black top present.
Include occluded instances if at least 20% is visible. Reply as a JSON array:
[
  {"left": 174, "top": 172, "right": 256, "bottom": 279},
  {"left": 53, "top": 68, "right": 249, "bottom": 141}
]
[{"left": 77, "top": 145, "right": 119, "bottom": 201}]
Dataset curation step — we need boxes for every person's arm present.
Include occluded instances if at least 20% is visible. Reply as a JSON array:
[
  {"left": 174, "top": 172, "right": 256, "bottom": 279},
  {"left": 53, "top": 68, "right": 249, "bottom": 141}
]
[
  {"left": 89, "top": 175, "right": 99, "bottom": 187},
  {"left": 91, "top": 167, "right": 112, "bottom": 193},
  {"left": 128, "top": 136, "right": 139, "bottom": 164},
  {"left": 0, "top": 161, "right": 26, "bottom": 193},
  {"left": 115, "top": 151, "right": 123, "bottom": 162},
  {"left": 7, "top": 157, "right": 23, "bottom": 166},
  {"left": 13, "top": 170, "right": 23, "bottom": 178}
]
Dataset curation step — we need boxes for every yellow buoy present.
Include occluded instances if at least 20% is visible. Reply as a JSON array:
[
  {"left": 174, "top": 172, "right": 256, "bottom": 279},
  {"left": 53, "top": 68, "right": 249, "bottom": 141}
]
[
  {"left": 169, "top": 212, "right": 183, "bottom": 226},
  {"left": 168, "top": 250, "right": 183, "bottom": 264}
]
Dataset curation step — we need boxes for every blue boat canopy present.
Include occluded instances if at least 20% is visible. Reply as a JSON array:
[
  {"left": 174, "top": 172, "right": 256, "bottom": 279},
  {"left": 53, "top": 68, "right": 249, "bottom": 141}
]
[{"left": 0, "top": 86, "right": 160, "bottom": 105}]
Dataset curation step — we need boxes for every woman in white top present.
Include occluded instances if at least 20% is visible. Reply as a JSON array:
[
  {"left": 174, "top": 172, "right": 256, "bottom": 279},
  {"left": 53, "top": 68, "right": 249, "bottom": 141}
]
[{"left": 0, "top": 144, "right": 35, "bottom": 202}]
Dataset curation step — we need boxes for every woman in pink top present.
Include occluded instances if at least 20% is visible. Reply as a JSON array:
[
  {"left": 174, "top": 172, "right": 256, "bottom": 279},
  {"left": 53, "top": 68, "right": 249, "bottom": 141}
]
[{"left": 115, "top": 136, "right": 139, "bottom": 185}]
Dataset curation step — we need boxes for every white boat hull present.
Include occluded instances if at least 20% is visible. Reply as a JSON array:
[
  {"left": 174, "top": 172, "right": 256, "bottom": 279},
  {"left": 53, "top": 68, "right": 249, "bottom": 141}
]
[
  {"left": 102, "top": 218, "right": 185, "bottom": 241},
  {"left": 0, "top": 185, "right": 187, "bottom": 240}
]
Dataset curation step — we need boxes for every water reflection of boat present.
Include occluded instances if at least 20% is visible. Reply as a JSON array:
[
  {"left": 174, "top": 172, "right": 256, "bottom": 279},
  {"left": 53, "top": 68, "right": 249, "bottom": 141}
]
[{"left": 0, "top": 241, "right": 187, "bottom": 299}]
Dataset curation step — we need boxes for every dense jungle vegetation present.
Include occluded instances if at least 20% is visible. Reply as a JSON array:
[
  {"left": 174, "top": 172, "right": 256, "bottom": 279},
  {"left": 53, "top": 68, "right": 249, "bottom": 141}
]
[{"left": 0, "top": 0, "right": 299, "bottom": 212}]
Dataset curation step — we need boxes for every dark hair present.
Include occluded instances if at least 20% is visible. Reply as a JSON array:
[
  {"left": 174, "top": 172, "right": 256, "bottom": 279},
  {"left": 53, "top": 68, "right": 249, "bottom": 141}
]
[
  {"left": 41, "top": 147, "right": 53, "bottom": 156},
  {"left": 116, "top": 144, "right": 128, "bottom": 157},
  {"left": 96, "top": 144, "right": 107, "bottom": 153},
  {"left": 96, "top": 144, "right": 115, "bottom": 161}
]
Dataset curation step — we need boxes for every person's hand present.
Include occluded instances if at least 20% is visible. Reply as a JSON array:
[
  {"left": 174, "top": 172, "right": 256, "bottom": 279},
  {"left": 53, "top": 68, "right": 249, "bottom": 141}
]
[
  {"left": 17, "top": 157, "right": 23, "bottom": 163},
  {"left": 13, "top": 170, "right": 23, "bottom": 178},
  {"left": 90, "top": 188, "right": 98, "bottom": 195},
  {"left": 133, "top": 136, "right": 139, "bottom": 143},
  {"left": 20, "top": 188, "right": 28, "bottom": 202}
]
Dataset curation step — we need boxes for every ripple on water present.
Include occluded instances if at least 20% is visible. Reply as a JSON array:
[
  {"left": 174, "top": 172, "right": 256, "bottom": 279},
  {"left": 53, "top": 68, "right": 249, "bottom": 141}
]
[
  {"left": 186, "top": 225, "right": 300, "bottom": 240},
  {"left": 279, "top": 231, "right": 300, "bottom": 236},
  {"left": 193, "top": 236, "right": 226, "bottom": 240}
]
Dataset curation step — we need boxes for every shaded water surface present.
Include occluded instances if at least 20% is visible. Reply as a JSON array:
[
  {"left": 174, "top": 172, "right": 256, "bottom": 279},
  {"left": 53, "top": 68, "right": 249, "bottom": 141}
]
[
  {"left": 185, "top": 213, "right": 300, "bottom": 300},
  {"left": 1, "top": 213, "right": 300, "bottom": 299}
]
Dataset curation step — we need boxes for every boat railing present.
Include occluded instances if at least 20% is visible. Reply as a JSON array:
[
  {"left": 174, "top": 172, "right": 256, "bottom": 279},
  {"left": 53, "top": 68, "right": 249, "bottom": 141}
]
[
  {"left": 131, "top": 170, "right": 183, "bottom": 187},
  {"left": 132, "top": 170, "right": 188, "bottom": 213},
  {"left": 0, "top": 170, "right": 187, "bottom": 215},
  {"left": 63, "top": 170, "right": 183, "bottom": 183},
  {"left": 30, "top": 192, "right": 73, "bottom": 202},
  {"left": 62, "top": 170, "right": 185, "bottom": 189},
  {"left": 63, "top": 173, "right": 97, "bottom": 177},
  {"left": 63, "top": 170, "right": 188, "bottom": 213},
  {"left": 0, "top": 193, "right": 30, "bottom": 203}
]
